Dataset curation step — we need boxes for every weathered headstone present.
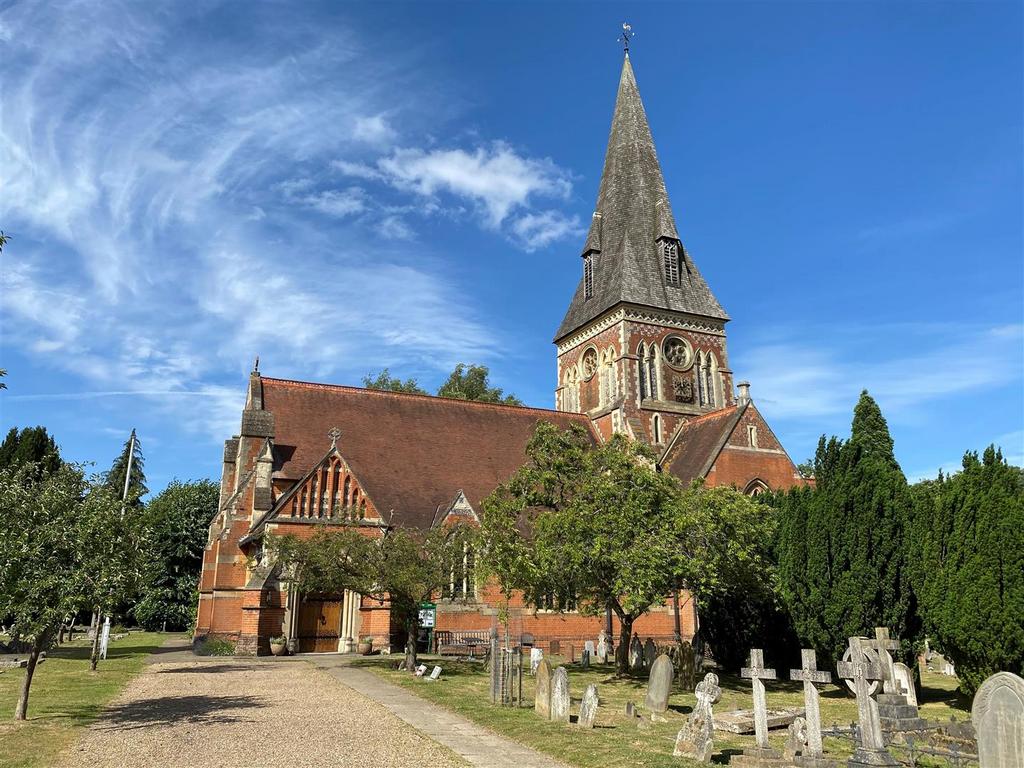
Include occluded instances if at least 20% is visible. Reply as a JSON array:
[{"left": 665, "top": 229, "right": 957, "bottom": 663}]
[
  {"left": 739, "top": 648, "right": 781, "bottom": 760},
  {"left": 870, "top": 629, "right": 925, "bottom": 731},
  {"left": 581, "top": 649, "right": 590, "bottom": 670},
  {"left": 673, "top": 672, "right": 722, "bottom": 763},
  {"left": 837, "top": 636, "right": 898, "bottom": 768},
  {"left": 584, "top": 640, "right": 595, "bottom": 657},
  {"left": 596, "top": 630, "right": 609, "bottom": 663},
  {"left": 549, "top": 639, "right": 560, "bottom": 656},
  {"left": 629, "top": 634, "right": 644, "bottom": 673},
  {"left": 415, "top": 664, "right": 428, "bottom": 677},
  {"left": 643, "top": 637, "right": 657, "bottom": 670},
  {"left": 428, "top": 665, "right": 442, "bottom": 681},
  {"left": 790, "top": 648, "right": 831, "bottom": 765},
  {"left": 566, "top": 643, "right": 575, "bottom": 663},
  {"left": 971, "top": 671, "right": 1024, "bottom": 768},
  {"left": 551, "top": 666, "right": 570, "bottom": 723},
  {"left": 644, "top": 653, "right": 675, "bottom": 713},
  {"left": 534, "top": 658, "right": 553, "bottom": 719},
  {"left": 578, "top": 683, "right": 599, "bottom": 729},
  {"left": 783, "top": 716, "right": 807, "bottom": 760},
  {"left": 530, "top": 647, "right": 544, "bottom": 674},
  {"left": 678, "top": 641, "right": 696, "bottom": 691},
  {"left": 892, "top": 662, "right": 917, "bottom": 707}
]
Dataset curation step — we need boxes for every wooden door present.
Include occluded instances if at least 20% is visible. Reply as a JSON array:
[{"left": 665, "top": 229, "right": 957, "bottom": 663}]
[{"left": 297, "top": 598, "right": 343, "bottom": 653}]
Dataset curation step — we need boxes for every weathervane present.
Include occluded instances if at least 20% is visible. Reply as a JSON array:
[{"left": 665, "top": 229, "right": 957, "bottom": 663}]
[
  {"left": 328, "top": 426, "right": 342, "bottom": 448},
  {"left": 618, "top": 22, "right": 633, "bottom": 54}
]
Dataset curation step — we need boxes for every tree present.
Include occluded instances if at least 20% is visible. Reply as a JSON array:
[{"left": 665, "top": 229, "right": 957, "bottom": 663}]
[
  {"left": 363, "top": 369, "right": 428, "bottom": 394},
  {"left": 133, "top": 480, "right": 220, "bottom": 631},
  {"left": 0, "top": 426, "right": 61, "bottom": 475},
  {"left": 0, "top": 463, "right": 144, "bottom": 719},
  {"left": 437, "top": 363, "right": 522, "bottom": 405},
  {"left": 102, "top": 430, "right": 147, "bottom": 504},
  {"left": 775, "top": 391, "right": 918, "bottom": 665},
  {"left": 270, "top": 523, "right": 473, "bottom": 672},
  {"left": 914, "top": 446, "right": 1024, "bottom": 694},
  {"left": 479, "top": 422, "right": 768, "bottom": 675}
]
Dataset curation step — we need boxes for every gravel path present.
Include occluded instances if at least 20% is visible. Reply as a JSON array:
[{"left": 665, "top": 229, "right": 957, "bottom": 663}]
[{"left": 54, "top": 660, "right": 468, "bottom": 768}]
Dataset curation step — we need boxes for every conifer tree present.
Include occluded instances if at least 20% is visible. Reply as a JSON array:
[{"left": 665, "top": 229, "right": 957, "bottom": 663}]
[
  {"left": 776, "top": 391, "right": 918, "bottom": 664},
  {"left": 915, "top": 446, "right": 1024, "bottom": 693},
  {"left": 0, "top": 427, "right": 61, "bottom": 475},
  {"left": 102, "top": 430, "right": 147, "bottom": 505}
]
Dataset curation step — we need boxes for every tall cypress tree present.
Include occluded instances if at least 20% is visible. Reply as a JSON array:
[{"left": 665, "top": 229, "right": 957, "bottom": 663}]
[
  {"left": 0, "top": 426, "right": 61, "bottom": 475},
  {"left": 103, "top": 430, "right": 148, "bottom": 505},
  {"left": 777, "top": 391, "right": 918, "bottom": 663}
]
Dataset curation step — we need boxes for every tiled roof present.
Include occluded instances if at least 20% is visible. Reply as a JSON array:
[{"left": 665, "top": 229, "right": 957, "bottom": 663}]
[
  {"left": 661, "top": 405, "right": 746, "bottom": 484},
  {"left": 260, "top": 377, "right": 597, "bottom": 530},
  {"left": 555, "top": 54, "right": 727, "bottom": 342}
]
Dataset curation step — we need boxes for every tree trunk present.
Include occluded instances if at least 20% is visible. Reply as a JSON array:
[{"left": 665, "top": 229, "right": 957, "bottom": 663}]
[
  {"left": 404, "top": 612, "right": 419, "bottom": 672},
  {"left": 616, "top": 612, "right": 635, "bottom": 677},
  {"left": 89, "top": 608, "right": 102, "bottom": 672},
  {"left": 14, "top": 629, "right": 50, "bottom": 720}
]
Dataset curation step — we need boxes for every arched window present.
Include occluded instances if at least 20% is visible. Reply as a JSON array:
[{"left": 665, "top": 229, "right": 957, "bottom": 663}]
[
  {"left": 663, "top": 241, "right": 680, "bottom": 286},
  {"left": 638, "top": 343, "right": 648, "bottom": 400},
  {"left": 747, "top": 424, "right": 759, "bottom": 448},
  {"left": 653, "top": 415, "right": 662, "bottom": 444},
  {"left": 583, "top": 253, "right": 594, "bottom": 300},
  {"left": 744, "top": 479, "right": 769, "bottom": 496}
]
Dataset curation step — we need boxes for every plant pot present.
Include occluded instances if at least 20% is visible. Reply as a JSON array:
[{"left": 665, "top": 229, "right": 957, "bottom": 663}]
[
  {"left": 269, "top": 641, "right": 287, "bottom": 657},
  {"left": 357, "top": 641, "right": 373, "bottom": 655}
]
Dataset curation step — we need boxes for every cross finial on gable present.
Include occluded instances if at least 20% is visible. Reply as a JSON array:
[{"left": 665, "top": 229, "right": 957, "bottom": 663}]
[{"left": 328, "top": 426, "right": 342, "bottom": 448}]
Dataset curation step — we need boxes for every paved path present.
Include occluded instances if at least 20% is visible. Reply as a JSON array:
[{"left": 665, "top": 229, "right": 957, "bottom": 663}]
[{"left": 309, "top": 657, "right": 570, "bottom": 768}]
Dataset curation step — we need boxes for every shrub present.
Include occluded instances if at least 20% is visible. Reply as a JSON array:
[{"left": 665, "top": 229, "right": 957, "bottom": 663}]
[{"left": 196, "top": 637, "right": 235, "bottom": 656}]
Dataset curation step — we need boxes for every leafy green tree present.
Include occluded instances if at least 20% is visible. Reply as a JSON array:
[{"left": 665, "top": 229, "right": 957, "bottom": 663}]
[
  {"left": 133, "top": 480, "right": 219, "bottom": 631},
  {"left": 102, "top": 430, "right": 147, "bottom": 504},
  {"left": 480, "top": 422, "right": 771, "bottom": 675},
  {"left": 363, "top": 369, "right": 428, "bottom": 394},
  {"left": 270, "top": 523, "right": 473, "bottom": 672},
  {"left": 437, "top": 363, "right": 522, "bottom": 405},
  {"left": 0, "top": 463, "right": 144, "bottom": 719},
  {"left": 914, "top": 446, "right": 1024, "bottom": 694},
  {"left": 0, "top": 426, "right": 61, "bottom": 475},
  {"left": 775, "top": 391, "right": 918, "bottom": 665}
]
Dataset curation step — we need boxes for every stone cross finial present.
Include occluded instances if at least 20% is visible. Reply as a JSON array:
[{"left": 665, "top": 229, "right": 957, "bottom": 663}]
[
  {"left": 870, "top": 627, "right": 900, "bottom": 694},
  {"left": 837, "top": 637, "right": 898, "bottom": 766},
  {"left": 790, "top": 649, "right": 832, "bottom": 760},
  {"left": 328, "top": 426, "right": 342, "bottom": 448},
  {"left": 741, "top": 649, "right": 778, "bottom": 753},
  {"left": 618, "top": 22, "right": 633, "bottom": 54}
]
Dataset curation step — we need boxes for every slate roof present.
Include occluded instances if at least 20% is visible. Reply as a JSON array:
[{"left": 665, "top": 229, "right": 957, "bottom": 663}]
[
  {"left": 661, "top": 404, "right": 746, "bottom": 484},
  {"left": 555, "top": 54, "right": 728, "bottom": 342},
  {"left": 260, "top": 377, "right": 597, "bottom": 530}
]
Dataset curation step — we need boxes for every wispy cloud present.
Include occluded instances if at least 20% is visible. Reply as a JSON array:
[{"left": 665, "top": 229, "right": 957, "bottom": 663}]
[{"left": 509, "top": 210, "right": 584, "bottom": 252}]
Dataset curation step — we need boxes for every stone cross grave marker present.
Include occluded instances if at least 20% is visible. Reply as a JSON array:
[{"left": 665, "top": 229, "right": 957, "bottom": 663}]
[
  {"left": 530, "top": 647, "right": 543, "bottom": 674},
  {"left": 644, "top": 653, "right": 675, "bottom": 713},
  {"left": 643, "top": 637, "right": 657, "bottom": 670},
  {"left": 790, "top": 648, "right": 832, "bottom": 763},
  {"left": 551, "top": 666, "right": 570, "bottom": 723},
  {"left": 578, "top": 683, "right": 599, "bottom": 729},
  {"left": 870, "top": 627, "right": 900, "bottom": 694},
  {"left": 971, "top": 671, "right": 1024, "bottom": 768},
  {"left": 629, "top": 635, "right": 643, "bottom": 673},
  {"left": 534, "top": 658, "right": 553, "bottom": 719},
  {"left": 870, "top": 628, "right": 925, "bottom": 730},
  {"left": 836, "top": 636, "right": 898, "bottom": 768},
  {"left": 740, "top": 648, "right": 780, "bottom": 758},
  {"left": 673, "top": 672, "right": 722, "bottom": 763},
  {"left": 892, "top": 662, "right": 917, "bottom": 707}
]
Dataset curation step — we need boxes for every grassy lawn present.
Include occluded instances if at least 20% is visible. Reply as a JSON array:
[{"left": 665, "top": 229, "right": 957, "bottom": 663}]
[
  {"left": 0, "top": 632, "right": 168, "bottom": 768},
  {"left": 357, "top": 654, "right": 971, "bottom": 768}
]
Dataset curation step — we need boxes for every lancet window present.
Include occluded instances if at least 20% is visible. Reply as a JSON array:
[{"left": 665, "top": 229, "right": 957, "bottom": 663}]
[
  {"left": 583, "top": 253, "right": 594, "bottom": 300},
  {"left": 663, "top": 240, "right": 680, "bottom": 285},
  {"left": 442, "top": 542, "right": 476, "bottom": 600},
  {"left": 696, "top": 351, "right": 720, "bottom": 409}
]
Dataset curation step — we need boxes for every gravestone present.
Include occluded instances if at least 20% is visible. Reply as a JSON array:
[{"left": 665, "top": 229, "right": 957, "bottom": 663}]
[
  {"left": 549, "top": 639, "right": 560, "bottom": 656},
  {"left": 737, "top": 648, "right": 782, "bottom": 762},
  {"left": 578, "top": 683, "right": 599, "bottom": 729},
  {"left": 415, "top": 664, "right": 428, "bottom": 677},
  {"left": 644, "top": 653, "right": 675, "bottom": 713},
  {"left": 892, "top": 662, "right": 917, "bottom": 707},
  {"left": 673, "top": 672, "right": 722, "bottom": 763},
  {"left": 581, "top": 649, "right": 590, "bottom": 670},
  {"left": 566, "top": 643, "right": 575, "bottom": 663},
  {"left": 99, "top": 617, "right": 111, "bottom": 661},
  {"left": 428, "top": 665, "right": 442, "bottom": 681},
  {"left": 789, "top": 648, "right": 831, "bottom": 766},
  {"left": 971, "top": 671, "right": 1024, "bottom": 768},
  {"left": 596, "top": 631, "right": 609, "bottom": 663},
  {"left": 869, "top": 628, "right": 925, "bottom": 731},
  {"left": 837, "top": 636, "right": 898, "bottom": 768},
  {"left": 783, "top": 716, "right": 807, "bottom": 760},
  {"left": 629, "top": 635, "right": 644, "bottom": 673},
  {"left": 551, "top": 666, "right": 570, "bottom": 723},
  {"left": 534, "top": 659, "right": 553, "bottom": 719},
  {"left": 678, "top": 641, "right": 696, "bottom": 691},
  {"left": 584, "top": 640, "right": 595, "bottom": 657},
  {"left": 530, "top": 647, "right": 544, "bottom": 674},
  {"left": 713, "top": 708, "right": 803, "bottom": 734},
  {"left": 869, "top": 627, "right": 900, "bottom": 694},
  {"left": 643, "top": 637, "right": 657, "bottom": 670}
]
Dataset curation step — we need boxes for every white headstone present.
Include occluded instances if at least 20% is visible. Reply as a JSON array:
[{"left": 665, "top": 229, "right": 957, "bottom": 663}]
[
  {"left": 584, "top": 640, "right": 595, "bottom": 656},
  {"left": 99, "top": 617, "right": 111, "bottom": 661},
  {"left": 428, "top": 665, "right": 442, "bottom": 681},
  {"left": 415, "top": 664, "right": 427, "bottom": 677},
  {"left": 530, "top": 647, "right": 544, "bottom": 674},
  {"left": 893, "top": 662, "right": 917, "bottom": 707},
  {"left": 972, "top": 671, "right": 1024, "bottom": 768},
  {"left": 578, "top": 683, "right": 599, "bottom": 728}
]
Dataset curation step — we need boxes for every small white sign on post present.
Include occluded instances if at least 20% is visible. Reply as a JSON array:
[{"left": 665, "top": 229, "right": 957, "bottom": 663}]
[{"left": 99, "top": 617, "right": 111, "bottom": 660}]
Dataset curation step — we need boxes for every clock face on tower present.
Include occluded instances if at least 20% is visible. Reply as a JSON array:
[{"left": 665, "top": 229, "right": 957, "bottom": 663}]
[
  {"left": 581, "top": 347, "right": 598, "bottom": 379},
  {"left": 663, "top": 336, "right": 693, "bottom": 370}
]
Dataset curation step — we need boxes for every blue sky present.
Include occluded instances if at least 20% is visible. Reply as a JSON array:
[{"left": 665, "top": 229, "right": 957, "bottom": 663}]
[{"left": 1, "top": 1, "right": 1021, "bottom": 494}]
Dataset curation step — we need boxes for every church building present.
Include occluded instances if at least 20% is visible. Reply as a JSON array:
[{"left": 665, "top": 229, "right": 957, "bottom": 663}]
[{"left": 195, "top": 53, "right": 804, "bottom": 656}]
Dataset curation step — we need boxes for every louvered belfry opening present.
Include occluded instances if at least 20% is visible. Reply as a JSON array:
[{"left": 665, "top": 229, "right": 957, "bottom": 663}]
[{"left": 287, "top": 456, "right": 361, "bottom": 519}]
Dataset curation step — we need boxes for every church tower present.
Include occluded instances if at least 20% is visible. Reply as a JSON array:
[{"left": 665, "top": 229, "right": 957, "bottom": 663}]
[{"left": 554, "top": 53, "right": 733, "bottom": 446}]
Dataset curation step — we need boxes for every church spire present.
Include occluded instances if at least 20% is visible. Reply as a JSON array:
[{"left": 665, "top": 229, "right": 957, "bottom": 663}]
[{"left": 555, "top": 53, "right": 727, "bottom": 342}]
